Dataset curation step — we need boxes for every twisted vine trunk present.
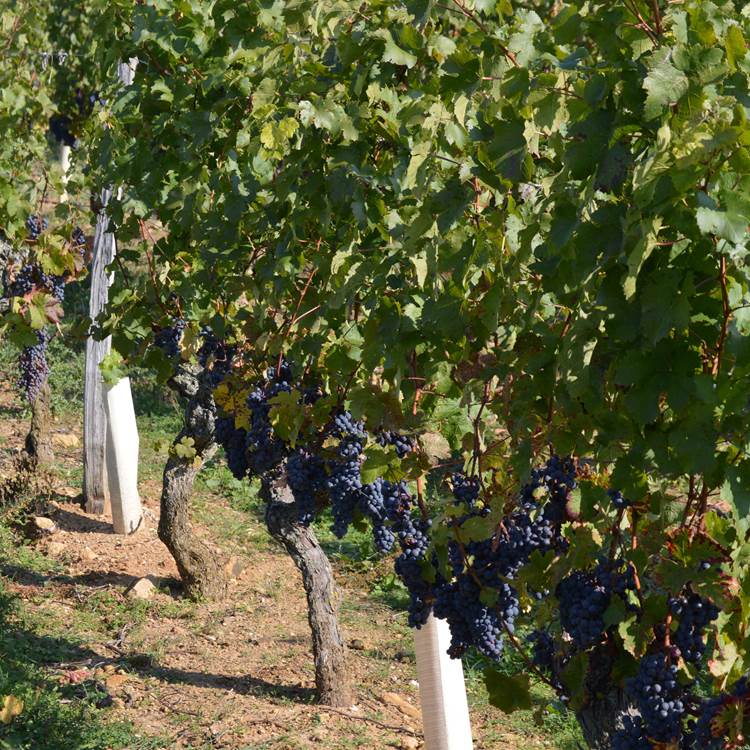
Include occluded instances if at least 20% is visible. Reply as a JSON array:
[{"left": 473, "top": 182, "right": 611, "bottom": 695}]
[
  {"left": 261, "top": 470, "right": 352, "bottom": 707},
  {"left": 158, "top": 365, "right": 227, "bottom": 600},
  {"left": 24, "top": 380, "right": 53, "bottom": 469},
  {"left": 576, "top": 688, "right": 635, "bottom": 749}
]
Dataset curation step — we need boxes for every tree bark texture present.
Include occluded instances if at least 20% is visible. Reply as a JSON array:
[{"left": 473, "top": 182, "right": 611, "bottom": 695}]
[
  {"left": 158, "top": 365, "right": 227, "bottom": 601},
  {"left": 575, "top": 687, "right": 636, "bottom": 749},
  {"left": 261, "top": 469, "right": 352, "bottom": 707},
  {"left": 24, "top": 380, "right": 53, "bottom": 468}
]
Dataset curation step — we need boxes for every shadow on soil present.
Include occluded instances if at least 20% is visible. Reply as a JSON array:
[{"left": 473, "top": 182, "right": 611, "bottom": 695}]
[{"left": 0, "top": 566, "right": 315, "bottom": 704}]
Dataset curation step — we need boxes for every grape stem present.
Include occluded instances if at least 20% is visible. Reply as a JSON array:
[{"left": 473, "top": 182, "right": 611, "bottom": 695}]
[
  {"left": 608, "top": 507, "right": 625, "bottom": 560},
  {"left": 138, "top": 219, "right": 171, "bottom": 316},
  {"left": 277, "top": 258, "right": 319, "bottom": 376},
  {"left": 469, "top": 380, "right": 491, "bottom": 480}
]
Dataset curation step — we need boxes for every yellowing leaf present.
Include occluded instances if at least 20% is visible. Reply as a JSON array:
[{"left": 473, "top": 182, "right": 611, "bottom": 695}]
[{"left": 0, "top": 695, "right": 23, "bottom": 724}]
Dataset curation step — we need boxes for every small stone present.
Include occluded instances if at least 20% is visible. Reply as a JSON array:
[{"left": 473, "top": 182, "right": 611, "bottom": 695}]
[
  {"left": 111, "top": 697, "right": 126, "bottom": 710},
  {"left": 80, "top": 547, "right": 97, "bottom": 561},
  {"left": 381, "top": 692, "right": 421, "bottom": 720},
  {"left": 34, "top": 517, "right": 57, "bottom": 534},
  {"left": 400, "top": 737, "right": 420, "bottom": 750},
  {"left": 126, "top": 577, "right": 156, "bottom": 600},
  {"left": 349, "top": 639, "right": 366, "bottom": 651},
  {"left": 47, "top": 542, "right": 65, "bottom": 556},
  {"left": 103, "top": 664, "right": 117, "bottom": 674},
  {"left": 395, "top": 650, "right": 410, "bottom": 662},
  {"left": 310, "top": 728, "right": 327, "bottom": 742}
]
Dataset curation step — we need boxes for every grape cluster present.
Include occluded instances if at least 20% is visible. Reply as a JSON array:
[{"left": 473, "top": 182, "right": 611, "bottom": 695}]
[
  {"left": 358, "top": 478, "right": 401, "bottom": 553},
  {"left": 392, "top": 510, "right": 433, "bottom": 628},
  {"left": 626, "top": 653, "right": 685, "bottom": 743},
  {"left": 6, "top": 263, "right": 65, "bottom": 302},
  {"left": 197, "top": 328, "right": 235, "bottom": 386},
  {"left": 611, "top": 716, "right": 651, "bottom": 750},
  {"left": 376, "top": 430, "right": 414, "bottom": 458},
  {"left": 287, "top": 449, "right": 326, "bottom": 525},
  {"left": 18, "top": 330, "right": 50, "bottom": 401},
  {"left": 668, "top": 592, "right": 719, "bottom": 663},
  {"left": 451, "top": 472, "right": 480, "bottom": 506},
  {"left": 326, "top": 412, "right": 365, "bottom": 538},
  {"left": 6, "top": 265, "right": 35, "bottom": 297},
  {"left": 50, "top": 114, "right": 76, "bottom": 147},
  {"left": 557, "top": 559, "right": 636, "bottom": 648},
  {"left": 26, "top": 215, "right": 48, "bottom": 241},
  {"left": 528, "top": 629, "right": 556, "bottom": 671},
  {"left": 609, "top": 489, "right": 631, "bottom": 510},
  {"left": 72, "top": 227, "right": 87, "bottom": 256},
  {"left": 520, "top": 454, "right": 576, "bottom": 521},
  {"left": 214, "top": 416, "right": 248, "bottom": 480},
  {"left": 246, "top": 372, "right": 291, "bottom": 476},
  {"left": 683, "top": 676, "right": 749, "bottom": 749},
  {"left": 684, "top": 695, "right": 724, "bottom": 749},
  {"left": 413, "top": 456, "right": 576, "bottom": 662},
  {"left": 155, "top": 318, "right": 186, "bottom": 359}
]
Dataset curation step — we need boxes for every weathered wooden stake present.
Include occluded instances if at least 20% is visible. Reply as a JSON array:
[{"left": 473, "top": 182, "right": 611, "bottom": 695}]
[{"left": 83, "top": 57, "right": 139, "bottom": 520}]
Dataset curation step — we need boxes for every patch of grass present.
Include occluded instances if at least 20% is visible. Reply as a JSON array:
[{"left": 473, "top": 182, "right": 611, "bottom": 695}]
[
  {"left": 0, "top": 579, "right": 167, "bottom": 750},
  {"left": 0, "top": 524, "right": 59, "bottom": 577},
  {"left": 84, "top": 590, "right": 152, "bottom": 635}
]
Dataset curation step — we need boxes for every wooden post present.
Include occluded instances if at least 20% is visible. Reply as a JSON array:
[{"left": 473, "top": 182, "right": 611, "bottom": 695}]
[
  {"left": 83, "top": 189, "right": 113, "bottom": 515},
  {"left": 414, "top": 615, "right": 474, "bottom": 750},
  {"left": 82, "top": 57, "right": 139, "bottom": 519}
]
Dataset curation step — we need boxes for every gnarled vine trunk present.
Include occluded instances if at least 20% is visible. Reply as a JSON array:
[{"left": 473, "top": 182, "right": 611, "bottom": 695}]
[
  {"left": 576, "top": 688, "right": 636, "bottom": 749},
  {"left": 24, "top": 380, "right": 53, "bottom": 469},
  {"left": 261, "top": 469, "right": 352, "bottom": 707},
  {"left": 158, "top": 365, "right": 227, "bottom": 600}
]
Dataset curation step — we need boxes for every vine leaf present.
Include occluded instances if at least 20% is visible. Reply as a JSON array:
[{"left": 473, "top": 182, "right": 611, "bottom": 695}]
[
  {"left": 0, "top": 695, "right": 23, "bottom": 724},
  {"left": 643, "top": 49, "right": 689, "bottom": 119},
  {"left": 484, "top": 669, "right": 532, "bottom": 713}
]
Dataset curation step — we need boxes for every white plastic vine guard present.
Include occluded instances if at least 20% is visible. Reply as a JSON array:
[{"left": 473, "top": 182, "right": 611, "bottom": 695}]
[
  {"left": 414, "top": 614, "right": 474, "bottom": 749},
  {"left": 103, "top": 376, "right": 142, "bottom": 534},
  {"left": 59, "top": 143, "right": 71, "bottom": 203}
]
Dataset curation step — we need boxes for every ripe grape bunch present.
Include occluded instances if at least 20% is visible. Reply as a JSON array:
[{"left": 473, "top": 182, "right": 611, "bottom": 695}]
[
  {"left": 668, "top": 591, "right": 719, "bottom": 663},
  {"left": 18, "top": 330, "right": 50, "bottom": 401},
  {"left": 325, "top": 411, "right": 366, "bottom": 538},
  {"left": 622, "top": 653, "right": 686, "bottom": 744},
  {"left": 7, "top": 264, "right": 65, "bottom": 303},
  {"left": 287, "top": 449, "right": 327, "bottom": 526},
  {"left": 557, "top": 559, "right": 637, "bottom": 648},
  {"left": 154, "top": 318, "right": 186, "bottom": 360},
  {"left": 376, "top": 429, "right": 414, "bottom": 458},
  {"left": 26, "top": 215, "right": 48, "bottom": 241},
  {"left": 386, "top": 459, "right": 576, "bottom": 662}
]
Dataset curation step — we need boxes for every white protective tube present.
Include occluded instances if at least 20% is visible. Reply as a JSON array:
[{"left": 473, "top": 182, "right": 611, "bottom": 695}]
[
  {"left": 414, "top": 614, "right": 474, "bottom": 750},
  {"left": 59, "top": 142, "right": 71, "bottom": 203},
  {"left": 103, "top": 376, "right": 142, "bottom": 534}
]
